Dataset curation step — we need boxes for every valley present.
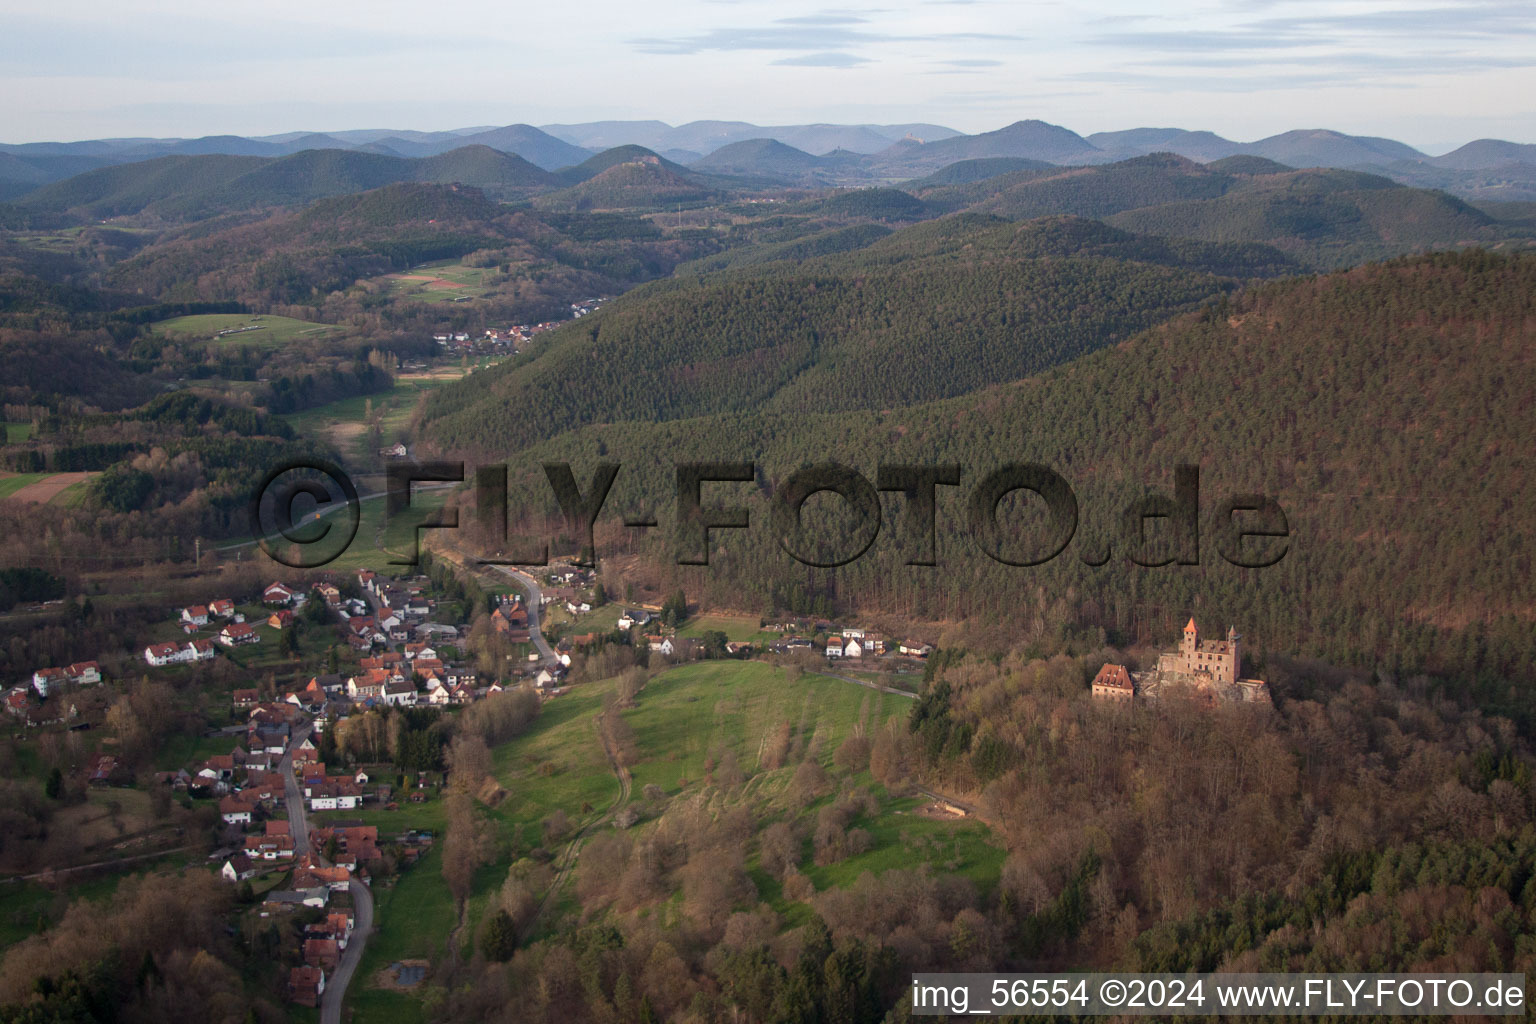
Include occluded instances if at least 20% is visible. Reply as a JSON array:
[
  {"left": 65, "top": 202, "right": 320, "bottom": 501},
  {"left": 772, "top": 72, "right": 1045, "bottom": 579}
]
[{"left": 0, "top": 113, "right": 1533, "bottom": 1024}]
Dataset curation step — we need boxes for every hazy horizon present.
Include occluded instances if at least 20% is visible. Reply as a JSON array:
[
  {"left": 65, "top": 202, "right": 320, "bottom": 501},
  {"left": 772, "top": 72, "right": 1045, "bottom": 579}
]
[
  {"left": 0, "top": 117, "right": 1516, "bottom": 157},
  {"left": 3, "top": 0, "right": 1533, "bottom": 150}
]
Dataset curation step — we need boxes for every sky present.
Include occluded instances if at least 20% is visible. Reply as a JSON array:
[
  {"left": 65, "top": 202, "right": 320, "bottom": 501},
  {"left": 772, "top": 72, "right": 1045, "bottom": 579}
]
[{"left": 2, "top": 0, "right": 1533, "bottom": 151}]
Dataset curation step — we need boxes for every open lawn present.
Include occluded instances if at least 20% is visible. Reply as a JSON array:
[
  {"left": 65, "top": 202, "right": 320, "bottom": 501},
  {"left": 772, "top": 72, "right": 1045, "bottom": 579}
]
[
  {"left": 152, "top": 313, "right": 335, "bottom": 347},
  {"left": 621, "top": 661, "right": 904, "bottom": 797},
  {"left": 351, "top": 846, "right": 453, "bottom": 1024},
  {"left": 677, "top": 613, "right": 775, "bottom": 643},
  {"left": 3, "top": 423, "right": 31, "bottom": 443},
  {"left": 337, "top": 663, "right": 1002, "bottom": 1016},
  {"left": 803, "top": 793, "right": 1005, "bottom": 893},
  {"left": 155, "top": 731, "right": 245, "bottom": 772}
]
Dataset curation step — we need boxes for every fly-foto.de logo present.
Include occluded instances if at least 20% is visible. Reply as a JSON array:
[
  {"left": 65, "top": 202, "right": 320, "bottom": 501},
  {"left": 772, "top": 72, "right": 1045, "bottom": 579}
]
[{"left": 249, "top": 460, "right": 1289, "bottom": 571}]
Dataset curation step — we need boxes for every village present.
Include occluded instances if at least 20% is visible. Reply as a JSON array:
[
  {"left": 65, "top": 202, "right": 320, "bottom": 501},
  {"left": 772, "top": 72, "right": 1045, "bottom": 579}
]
[
  {"left": 430, "top": 297, "right": 609, "bottom": 357},
  {"left": 8, "top": 543, "right": 1277, "bottom": 1013}
]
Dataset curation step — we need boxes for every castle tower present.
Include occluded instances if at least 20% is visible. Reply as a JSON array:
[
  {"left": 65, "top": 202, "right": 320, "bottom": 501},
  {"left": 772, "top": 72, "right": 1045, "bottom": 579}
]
[
  {"left": 1181, "top": 617, "right": 1198, "bottom": 672},
  {"left": 1226, "top": 625, "right": 1241, "bottom": 683}
]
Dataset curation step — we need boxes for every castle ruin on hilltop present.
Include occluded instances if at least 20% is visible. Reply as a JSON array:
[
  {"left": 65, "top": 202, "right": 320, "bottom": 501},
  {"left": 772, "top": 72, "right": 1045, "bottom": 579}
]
[{"left": 1092, "top": 618, "right": 1271, "bottom": 706}]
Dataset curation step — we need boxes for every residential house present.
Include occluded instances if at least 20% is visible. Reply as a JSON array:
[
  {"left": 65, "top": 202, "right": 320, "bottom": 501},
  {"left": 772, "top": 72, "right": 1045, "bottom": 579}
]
[
  {"left": 144, "top": 642, "right": 189, "bottom": 667},
  {"left": 267, "top": 609, "right": 295, "bottom": 630},
  {"left": 381, "top": 679, "right": 416, "bottom": 707},
  {"left": 288, "top": 966, "right": 325, "bottom": 1007},
  {"left": 232, "top": 688, "right": 259, "bottom": 708},
  {"left": 825, "top": 636, "right": 845, "bottom": 658},
  {"left": 346, "top": 670, "right": 388, "bottom": 701},
  {"left": 263, "top": 582, "right": 298, "bottom": 606},
  {"left": 219, "top": 622, "right": 260, "bottom": 647},
  {"left": 209, "top": 598, "right": 236, "bottom": 618},
  {"left": 219, "top": 795, "right": 254, "bottom": 827},
  {"left": 30, "top": 662, "right": 101, "bottom": 696},
  {"left": 898, "top": 641, "right": 935, "bottom": 658},
  {"left": 220, "top": 853, "right": 258, "bottom": 883},
  {"left": 307, "top": 779, "right": 363, "bottom": 812},
  {"left": 616, "top": 609, "right": 651, "bottom": 630},
  {"left": 313, "top": 583, "right": 341, "bottom": 606},
  {"left": 180, "top": 605, "right": 210, "bottom": 627},
  {"left": 303, "top": 938, "right": 340, "bottom": 971}
]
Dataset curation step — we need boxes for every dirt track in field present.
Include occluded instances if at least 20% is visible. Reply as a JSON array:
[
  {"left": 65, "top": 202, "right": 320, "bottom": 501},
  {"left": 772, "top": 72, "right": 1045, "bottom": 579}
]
[{"left": 5, "top": 472, "right": 92, "bottom": 504}]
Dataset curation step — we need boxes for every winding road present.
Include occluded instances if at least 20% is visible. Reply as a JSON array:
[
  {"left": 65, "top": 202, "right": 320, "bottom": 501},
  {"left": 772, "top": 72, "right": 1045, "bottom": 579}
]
[
  {"left": 488, "top": 565, "right": 559, "bottom": 664},
  {"left": 306, "top": 563, "right": 553, "bottom": 1020},
  {"left": 277, "top": 720, "right": 377, "bottom": 1024}
]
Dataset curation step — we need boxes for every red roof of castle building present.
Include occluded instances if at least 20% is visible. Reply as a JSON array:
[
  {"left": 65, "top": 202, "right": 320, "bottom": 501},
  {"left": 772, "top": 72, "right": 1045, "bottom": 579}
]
[{"left": 1093, "top": 664, "right": 1134, "bottom": 691}]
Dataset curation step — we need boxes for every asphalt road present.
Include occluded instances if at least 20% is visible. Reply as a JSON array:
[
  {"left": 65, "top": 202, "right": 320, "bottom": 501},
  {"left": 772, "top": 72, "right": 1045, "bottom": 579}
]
[
  {"left": 321, "top": 878, "right": 375, "bottom": 1024},
  {"left": 489, "top": 565, "right": 558, "bottom": 664},
  {"left": 277, "top": 722, "right": 313, "bottom": 853},
  {"left": 278, "top": 720, "right": 376, "bottom": 1024}
]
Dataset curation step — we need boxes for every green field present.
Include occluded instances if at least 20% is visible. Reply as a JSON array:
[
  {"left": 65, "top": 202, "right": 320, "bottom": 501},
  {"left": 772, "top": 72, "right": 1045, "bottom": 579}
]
[
  {"left": 350, "top": 846, "right": 454, "bottom": 1024},
  {"left": 677, "top": 613, "right": 775, "bottom": 643},
  {"left": 490, "top": 677, "right": 623, "bottom": 828},
  {"left": 384, "top": 260, "right": 504, "bottom": 304},
  {"left": 283, "top": 374, "right": 463, "bottom": 465},
  {"left": 3, "top": 423, "right": 31, "bottom": 443},
  {"left": 621, "top": 661, "right": 902, "bottom": 796},
  {"left": 152, "top": 313, "right": 336, "bottom": 346},
  {"left": 340, "top": 661, "right": 1003, "bottom": 1021},
  {"left": 0, "top": 473, "right": 48, "bottom": 499}
]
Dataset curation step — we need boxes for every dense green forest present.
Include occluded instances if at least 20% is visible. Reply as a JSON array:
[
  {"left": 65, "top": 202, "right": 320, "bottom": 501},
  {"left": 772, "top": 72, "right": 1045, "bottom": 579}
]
[
  {"left": 419, "top": 213, "right": 1293, "bottom": 454},
  {"left": 425, "top": 249, "right": 1536, "bottom": 712},
  {"left": 908, "top": 155, "right": 1529, "bottom": 268}
]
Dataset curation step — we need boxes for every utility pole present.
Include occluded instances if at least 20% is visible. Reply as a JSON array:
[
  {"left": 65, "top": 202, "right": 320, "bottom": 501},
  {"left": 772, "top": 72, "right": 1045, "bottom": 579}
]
[{"left": 195, "top": 537, "right": 201, "bottom": 569}]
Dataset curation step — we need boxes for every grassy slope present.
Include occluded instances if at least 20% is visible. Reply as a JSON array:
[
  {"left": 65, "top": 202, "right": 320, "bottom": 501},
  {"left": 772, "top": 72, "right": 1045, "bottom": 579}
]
[
  {"left": 152, "top": 313, "right": 335, "bottom": 346},
  {"left": 0, "top": 474, "right": 48, "bottom": 499},
  {"left": 620, "top": 661, "right": 899, "bottom": 795}
]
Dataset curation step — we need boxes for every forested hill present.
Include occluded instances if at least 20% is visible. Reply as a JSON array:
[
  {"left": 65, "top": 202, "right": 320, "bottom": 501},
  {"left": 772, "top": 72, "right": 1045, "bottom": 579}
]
[
  {"left": 100, "top": 183, "right": 712, "bottom": 306},
  {"left": 417, "top": 214, "right": 1288, "bottom": 455},
  {"left": 911, "top": 155, "right": 1531, "bottom": 268},
  {"left": 16, "top": 145, "right": 558, "bottom": 220},
  {"left": 433, "top": 250, "right": 1536, "bottom": 706}
]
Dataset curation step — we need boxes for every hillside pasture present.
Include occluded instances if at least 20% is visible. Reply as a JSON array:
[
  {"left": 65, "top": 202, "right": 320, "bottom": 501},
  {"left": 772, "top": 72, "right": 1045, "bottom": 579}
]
[
  {"left": 151, "top": 313, "right": 335, "bottom": 346},
  {"left": 384, "top": 260, "right": 502, "bottom": 304}
]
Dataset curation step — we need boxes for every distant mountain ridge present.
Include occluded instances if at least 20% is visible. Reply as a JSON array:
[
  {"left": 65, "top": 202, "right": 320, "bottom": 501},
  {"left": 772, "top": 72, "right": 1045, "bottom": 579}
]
[
  {"left": 5, "top": 119, "right": 1536, "bottom": 206},
  {"left": 17, "top": 145, "right": 556, "bottom": 219}
]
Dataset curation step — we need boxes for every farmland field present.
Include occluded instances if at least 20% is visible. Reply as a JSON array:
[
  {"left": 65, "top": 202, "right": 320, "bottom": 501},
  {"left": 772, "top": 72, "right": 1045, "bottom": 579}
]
[
  {"left": 283, "top": 371, "right": 477, "bottom": 465},
  {"left": 151, "top": 313, "right": 336, "bottom": 346},
  {"left": 0, "top": 473, "right": 48, "bottom": 500},
  {"left": 3, "top": 423, "right": 31, "bottom": 443},
  {"left": 383, "top": 260, "right": 504, "bottom": 304}
]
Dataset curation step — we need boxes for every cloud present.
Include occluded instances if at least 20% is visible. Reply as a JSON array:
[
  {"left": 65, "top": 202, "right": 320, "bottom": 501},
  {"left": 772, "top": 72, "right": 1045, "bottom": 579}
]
[
  {"left": 775, "top": 13, "right": 872, "bottom": 25},
  {"left": 773, "top": 52, "right": 873, "bottom": 66},
  {"left": 937, "top": 58, "right": 1004, "bottom": 66},
  {"left": 631, "top": 16, "right": 1017, "bottom": 56},
  {"left": 1252, "top": 2, "right": 1536, "bottom": 40}
]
